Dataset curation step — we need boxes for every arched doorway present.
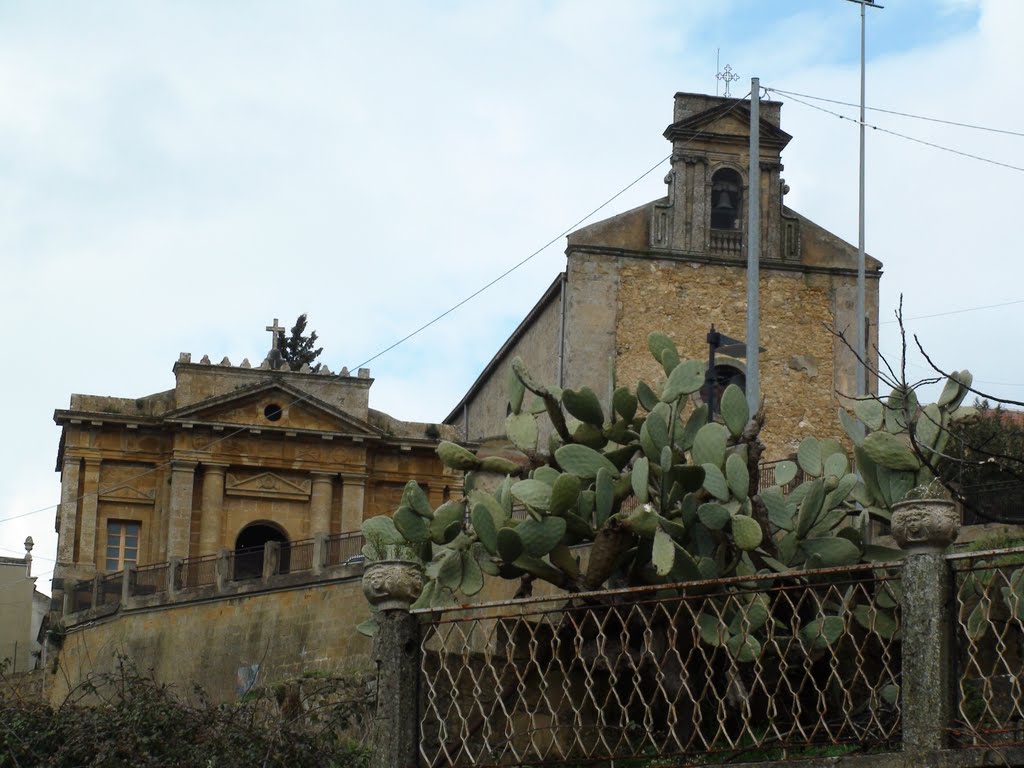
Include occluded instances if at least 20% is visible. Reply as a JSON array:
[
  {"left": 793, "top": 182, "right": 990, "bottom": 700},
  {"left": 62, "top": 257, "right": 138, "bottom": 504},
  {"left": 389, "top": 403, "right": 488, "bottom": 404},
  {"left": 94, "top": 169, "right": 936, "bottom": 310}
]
[{"left": 233, "top": 522, "right": 289, "bottom": 580}]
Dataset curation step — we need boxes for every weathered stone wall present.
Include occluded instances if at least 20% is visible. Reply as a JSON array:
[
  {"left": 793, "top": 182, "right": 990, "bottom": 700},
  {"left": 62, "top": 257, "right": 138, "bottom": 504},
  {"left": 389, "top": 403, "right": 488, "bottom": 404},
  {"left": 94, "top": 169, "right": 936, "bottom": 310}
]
[
  {"left": 614, "top": 258, "right": 852, "bottom": 459},
  {"left": 458, "top": 282, "right": 564, "bottom": 442},
  {"left": 562, "top": 252, "right": 621, "bottom": 404},
  {"left": 50, "top": 576, "right": 373, "bottom": 706}
]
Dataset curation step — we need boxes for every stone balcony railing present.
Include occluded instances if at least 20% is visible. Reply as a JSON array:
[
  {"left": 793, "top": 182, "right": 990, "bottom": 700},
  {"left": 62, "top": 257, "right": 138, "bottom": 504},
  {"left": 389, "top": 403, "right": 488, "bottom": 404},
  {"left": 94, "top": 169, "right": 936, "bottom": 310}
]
[
  {"left": 709, "top": 227, "right": 743, "bottom": 255},
  {"left": 62, "top": 531, "right": 366, "bottom": 622}
]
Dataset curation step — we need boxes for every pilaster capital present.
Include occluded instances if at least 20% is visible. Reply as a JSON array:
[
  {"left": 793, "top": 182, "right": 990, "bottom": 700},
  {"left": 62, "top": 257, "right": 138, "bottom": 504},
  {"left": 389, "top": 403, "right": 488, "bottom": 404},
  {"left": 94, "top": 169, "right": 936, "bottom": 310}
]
[
  {"left": 170, "top": 459, "right": 198, "bottom": 472},
  {"left": 83, "top": 456, "right": 102, "bottom": 469},
  {"left": 759, "top": 160, "right": 784, "bottom": 172},
  {"left": 310, "top": 470, "right": 337, "bottom": 480},
  {"left": 673, "top": 152, "right": 704, "bottom": 165},
  {"left": 341, "top": 473, "right": 368, "bottom": 486},
  {"left": 201, "top": 462, "right": 229, "bottom": 473}
]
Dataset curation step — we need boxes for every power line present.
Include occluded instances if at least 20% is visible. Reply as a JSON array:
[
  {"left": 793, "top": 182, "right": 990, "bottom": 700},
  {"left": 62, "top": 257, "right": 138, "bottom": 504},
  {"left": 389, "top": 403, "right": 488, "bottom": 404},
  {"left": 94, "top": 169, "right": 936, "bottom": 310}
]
[
  {"left": 766, "top": 87, "right": 1024, "bottom": 138},
  {"left": 0, "top": 94, "right": 754, "bottom": 529},
  {"left": 879, "top": 298, "right": 1024, "bottom": 324},
  {"left": 774, "top": 88, "right": 1024, "bottom": 173}
]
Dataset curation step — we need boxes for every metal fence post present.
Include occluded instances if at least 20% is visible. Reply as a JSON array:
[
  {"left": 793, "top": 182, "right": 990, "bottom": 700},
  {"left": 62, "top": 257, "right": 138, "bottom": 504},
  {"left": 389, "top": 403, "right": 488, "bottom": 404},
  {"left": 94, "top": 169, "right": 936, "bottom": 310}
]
[
  {"left": 893, "top": 499, "right": 960, "bottom": 752},
  {"left": 363, "top": 561, "right": 424, "bottom": 768}
]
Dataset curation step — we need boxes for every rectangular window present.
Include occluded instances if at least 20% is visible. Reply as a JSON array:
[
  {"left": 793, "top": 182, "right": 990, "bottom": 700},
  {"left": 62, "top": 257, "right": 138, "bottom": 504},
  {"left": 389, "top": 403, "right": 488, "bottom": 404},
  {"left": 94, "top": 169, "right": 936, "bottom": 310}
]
[{"left": 106, "top": 521, "right": 140, "bottom": 572}]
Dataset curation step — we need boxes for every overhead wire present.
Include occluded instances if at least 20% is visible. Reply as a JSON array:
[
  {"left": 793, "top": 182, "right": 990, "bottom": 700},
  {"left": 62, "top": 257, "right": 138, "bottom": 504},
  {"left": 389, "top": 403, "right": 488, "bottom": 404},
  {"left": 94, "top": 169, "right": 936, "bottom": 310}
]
[
  {"left": 766, "top": 87, "right": 1024, "bottom": 138},
  {"left": 769, "top": 87, "right": 1024, "bottom": 173},
  {"left": 0, "top": 93, "right": 754, "bottom": 529}
]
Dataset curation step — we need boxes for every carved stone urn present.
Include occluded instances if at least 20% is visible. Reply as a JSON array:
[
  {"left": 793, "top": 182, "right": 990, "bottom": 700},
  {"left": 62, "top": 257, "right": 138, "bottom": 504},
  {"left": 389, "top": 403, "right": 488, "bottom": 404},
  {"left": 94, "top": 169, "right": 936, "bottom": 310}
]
[
  {"left": 362, "top": 560, "right": 424, "bottom": 612},
  {"left": 890, "top": 499, "right": 960, "bottom": 553}
]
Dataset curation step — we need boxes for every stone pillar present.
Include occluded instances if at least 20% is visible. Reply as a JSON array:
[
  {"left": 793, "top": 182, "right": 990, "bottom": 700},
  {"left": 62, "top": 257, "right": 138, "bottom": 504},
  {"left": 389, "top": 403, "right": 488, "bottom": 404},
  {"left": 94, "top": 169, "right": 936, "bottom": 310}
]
[
  {"left": 893, "top": 498, "right": 960, "bottom": 753},
  {"left": 57, "top": 457, "right": 82, "bottom": 564},
  {"left": 77, "top": 459, "right": 102, "bottom": 566},
  {"left": 341, "top": 474, "right": 367, "bottom": 533},
  {"left": 310, "top": 472, "right": 335, "bottom": 536},
  {"left": 167, "top": 460, "right": 197, "bottom": 560},
  {"left": 198, "top": 463, "right": 228, "bottom": 555},
  {"left": 215, "top": 549, "right": 231, "bottom": 591},
  {"left": 363, "top": 562, "right": 425, "bottom": 768}
]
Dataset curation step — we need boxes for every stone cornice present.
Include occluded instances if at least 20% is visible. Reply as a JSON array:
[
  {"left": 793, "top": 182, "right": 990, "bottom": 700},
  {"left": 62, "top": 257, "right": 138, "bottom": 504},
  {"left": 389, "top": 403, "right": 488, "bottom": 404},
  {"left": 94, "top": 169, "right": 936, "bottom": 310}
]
[{"left": 568, "top": 244, "right": 883, "bottom": 279}]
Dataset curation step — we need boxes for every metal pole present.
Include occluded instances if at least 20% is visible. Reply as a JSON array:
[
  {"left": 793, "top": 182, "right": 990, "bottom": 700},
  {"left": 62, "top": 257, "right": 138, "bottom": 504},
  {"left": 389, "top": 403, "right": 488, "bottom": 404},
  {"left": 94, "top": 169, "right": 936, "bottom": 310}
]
[
  {"left": 856, "top": 2, "right": 866, "bottom": 399},
  {"left": 846, "top": 0, "right": 883, "bottom": 398},
  {"left": 746, "top": 78, "right": 761, "bottom": 415}
]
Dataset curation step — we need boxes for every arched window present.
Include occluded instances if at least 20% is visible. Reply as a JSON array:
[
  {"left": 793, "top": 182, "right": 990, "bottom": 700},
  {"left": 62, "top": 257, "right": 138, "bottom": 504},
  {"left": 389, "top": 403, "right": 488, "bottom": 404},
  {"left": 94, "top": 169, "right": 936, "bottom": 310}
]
[{"left": 710, "top": 168, "right": 743, "bottom": 231}]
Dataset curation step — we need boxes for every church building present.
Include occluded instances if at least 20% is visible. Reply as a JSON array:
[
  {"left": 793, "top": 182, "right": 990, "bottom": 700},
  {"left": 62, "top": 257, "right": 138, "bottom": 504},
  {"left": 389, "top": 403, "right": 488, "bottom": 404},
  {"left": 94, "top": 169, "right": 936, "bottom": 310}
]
[
  {"left": 51, "top": 322, "right": 457, "bottom": 606},
  {"left": 445, "top": 92, "right": 882, "bottom": 458}
]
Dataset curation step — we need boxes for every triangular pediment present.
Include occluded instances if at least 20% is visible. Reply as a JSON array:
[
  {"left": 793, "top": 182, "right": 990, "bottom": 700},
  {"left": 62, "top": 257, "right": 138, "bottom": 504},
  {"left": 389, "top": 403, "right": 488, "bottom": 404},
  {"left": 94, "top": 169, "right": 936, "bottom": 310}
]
[
  {"left": 665, "top": 103, "right": 792, "bottom": 150},
  {"left": 163, "top": 382, "right": 381, "bottom": 437},
  {"left": 225, "top": 471, "right": 311, "bottom": 500},
  {"left": 98, "top": 485, "right": 156, "bottom": 505}
]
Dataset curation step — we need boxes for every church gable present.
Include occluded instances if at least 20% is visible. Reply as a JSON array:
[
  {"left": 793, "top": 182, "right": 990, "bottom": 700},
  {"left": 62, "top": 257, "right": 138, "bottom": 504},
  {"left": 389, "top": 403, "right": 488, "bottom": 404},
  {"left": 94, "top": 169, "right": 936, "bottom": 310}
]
[
  {"left": 164, "top": 382, "right": 381, "bottom": 437},
  {"left": 664, "top": 103, "right": 792, "bottom": 150}
]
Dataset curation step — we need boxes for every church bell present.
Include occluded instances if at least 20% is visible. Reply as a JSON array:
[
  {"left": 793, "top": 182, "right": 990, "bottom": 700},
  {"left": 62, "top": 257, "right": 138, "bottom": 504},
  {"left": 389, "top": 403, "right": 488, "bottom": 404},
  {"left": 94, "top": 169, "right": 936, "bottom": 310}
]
[{"left": 713, "top": 190, "right": 735, "bottom": 216}]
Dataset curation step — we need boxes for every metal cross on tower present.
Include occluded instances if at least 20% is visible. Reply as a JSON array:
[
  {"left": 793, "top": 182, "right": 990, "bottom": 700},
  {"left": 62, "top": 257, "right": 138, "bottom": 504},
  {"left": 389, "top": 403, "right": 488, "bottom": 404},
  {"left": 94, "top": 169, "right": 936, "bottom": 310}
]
[
  {"left": 716, "top": 64, "right": 739, "bottom": 97},
  {"left": 265, "top": 317, "right": 285, "bottom": 350}
]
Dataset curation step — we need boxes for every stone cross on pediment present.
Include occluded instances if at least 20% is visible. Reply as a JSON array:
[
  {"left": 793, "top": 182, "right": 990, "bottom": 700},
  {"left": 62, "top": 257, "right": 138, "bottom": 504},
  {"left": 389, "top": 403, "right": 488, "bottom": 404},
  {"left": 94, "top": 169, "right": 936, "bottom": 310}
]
[{"left": 265, "top": 318, "right": 285, "bottom": 350}]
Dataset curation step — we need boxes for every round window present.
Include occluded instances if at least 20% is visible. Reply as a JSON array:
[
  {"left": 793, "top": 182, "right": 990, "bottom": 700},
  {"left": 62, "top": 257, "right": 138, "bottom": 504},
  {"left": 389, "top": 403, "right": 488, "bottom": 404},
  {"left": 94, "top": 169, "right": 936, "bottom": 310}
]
[{"left": 264, "top": 403, "right": 283, "bottom": 421}]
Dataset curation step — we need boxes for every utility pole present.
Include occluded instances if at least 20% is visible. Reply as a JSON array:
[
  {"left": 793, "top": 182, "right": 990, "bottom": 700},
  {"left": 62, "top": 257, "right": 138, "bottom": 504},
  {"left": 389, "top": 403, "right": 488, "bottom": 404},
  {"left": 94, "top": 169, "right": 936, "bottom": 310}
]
[
  {"left": 746, "top": 78, "right": 760, "bottom": 416},
  {"left": 846, "top": 0, "right": 884, "bottom": 399}
]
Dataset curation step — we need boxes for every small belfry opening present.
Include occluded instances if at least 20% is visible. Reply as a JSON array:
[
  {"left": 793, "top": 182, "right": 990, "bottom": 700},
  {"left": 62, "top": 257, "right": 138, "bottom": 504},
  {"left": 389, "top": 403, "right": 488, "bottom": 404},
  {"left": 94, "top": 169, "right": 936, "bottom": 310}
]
[
  {"left": 710, "top": 168, "right": 743, "bottom": 231},
  {"left": 233, "top": 522, "right": 290, "bottom": 579}
]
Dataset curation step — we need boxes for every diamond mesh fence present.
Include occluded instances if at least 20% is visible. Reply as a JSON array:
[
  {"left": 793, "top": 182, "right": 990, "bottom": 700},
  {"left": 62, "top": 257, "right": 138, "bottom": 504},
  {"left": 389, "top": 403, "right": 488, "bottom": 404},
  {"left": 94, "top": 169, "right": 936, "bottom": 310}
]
[
  {"left": 950, "top": 546, "right": 1024, "bottom": 748},
  {"left": 419, "top": 563, "right": 903, "bottom": 766}
]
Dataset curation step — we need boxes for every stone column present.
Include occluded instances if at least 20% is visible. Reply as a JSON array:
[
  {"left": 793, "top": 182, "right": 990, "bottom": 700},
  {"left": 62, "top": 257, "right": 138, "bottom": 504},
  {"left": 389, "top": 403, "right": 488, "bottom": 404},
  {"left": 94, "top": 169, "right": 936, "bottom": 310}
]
[
  {"left": 310, "top": 472, "right": 335, "bottom": 536},
  {"left": 167, "top": 460, "right": 197, "bottom": 560},
  {"left": 77, "top": 459, "right": 102, "bottom": 566},
  {"left": 341, "top": 474, "right": 367, "bottom": 533},
  {"left": 363, "top": 562, "right": 424, "bottom": 768},
  {"left": 198, "top": 463, "right": 228, "bottom": 555},
  {"left": 56, "top": 457, "right": 82, "bottom": 564},
  {"left": 893, "top": 498, "right": 960, "bottom": 753}
]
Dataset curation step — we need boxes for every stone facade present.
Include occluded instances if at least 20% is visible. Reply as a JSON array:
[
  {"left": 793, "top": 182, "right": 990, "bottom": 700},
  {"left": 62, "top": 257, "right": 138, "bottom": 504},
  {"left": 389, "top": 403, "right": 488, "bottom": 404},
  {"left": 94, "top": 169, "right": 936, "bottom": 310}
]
[
  {"left": 446, "top": 91, "right": 881, "bottom": 460},
  {"left": 51, "top": 336, "right": 459, "bottom": 609}
]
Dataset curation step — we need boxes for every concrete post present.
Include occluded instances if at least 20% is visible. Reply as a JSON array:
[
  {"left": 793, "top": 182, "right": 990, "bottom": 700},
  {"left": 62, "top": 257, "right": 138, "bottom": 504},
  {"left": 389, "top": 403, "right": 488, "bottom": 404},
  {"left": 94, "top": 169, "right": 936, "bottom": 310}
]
[
  {"left": 56, "top": 457, "right": 82, "bottom": 564},
  {"left": 312, "top": 532, "right": 328, "bottom": 576},
  {"left": 215, "top": 549, "right": 231, "bottom": 591},
  {"left": 91, "top": 575, "right": 101, "bottom": 609},
  {"left": 262, "top": 541, "right": 280, "bottom": 582},
  {"left": 167, "top": 557, "right": 183, "bottom": 598},
  {"left": 362, "top": 562, "right": 425, "bottom": 768},
  {"left": 892, "top": 498, "right": 960, "bottom": 753},
  {"left": 122, "top": 562, "right": 136, "bottom": 603}
]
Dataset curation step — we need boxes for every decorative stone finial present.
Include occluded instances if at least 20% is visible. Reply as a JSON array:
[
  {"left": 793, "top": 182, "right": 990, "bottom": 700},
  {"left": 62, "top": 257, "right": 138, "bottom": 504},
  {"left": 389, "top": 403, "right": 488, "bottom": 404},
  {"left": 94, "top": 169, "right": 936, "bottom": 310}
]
[
  {"left": 200, "top": 355, "right": 211, "bottom": 365},
  {"left": 891, "top": 499, "right": 959, "bottom": 553},
  {"left": 240, "top": 358, "right": 251, "bottom": 369},
  {"left": 358, "top": 368, "right": 370, "bottom": 379},
  {"left": 219, "top": 356, "right": 231, "bottom": 366},
  {"left": 318, "top": 364, "right": 333, "bottom": 376},
  {"left": 178, "top": 352, "right": 191, "bottom": 364},
  {"left": 340, "top": 367, "right": 350, "bottom": 377},
  {"left": 362, "top": 561, "right": 424, "bottom": 612},
  {"left": 24, "top": 536, "right": 34, "bottom": 553},
  {"left": 299, "top": 363, "right": 311, "bottom": 373}
]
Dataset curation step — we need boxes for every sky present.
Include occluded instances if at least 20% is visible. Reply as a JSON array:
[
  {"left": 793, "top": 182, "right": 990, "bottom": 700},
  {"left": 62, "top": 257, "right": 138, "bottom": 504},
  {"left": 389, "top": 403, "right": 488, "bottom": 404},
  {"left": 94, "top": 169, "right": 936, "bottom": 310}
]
[{"left": 2, "top": 0, "right": 1021, "bottom": 592}]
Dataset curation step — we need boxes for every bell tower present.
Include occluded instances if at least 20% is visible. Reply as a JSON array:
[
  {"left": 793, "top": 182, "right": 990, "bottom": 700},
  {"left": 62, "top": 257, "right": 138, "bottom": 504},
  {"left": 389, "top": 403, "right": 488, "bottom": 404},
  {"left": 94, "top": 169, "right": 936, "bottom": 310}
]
[{"left": 650, "top": 92, "right": 795, "bottom": 262}]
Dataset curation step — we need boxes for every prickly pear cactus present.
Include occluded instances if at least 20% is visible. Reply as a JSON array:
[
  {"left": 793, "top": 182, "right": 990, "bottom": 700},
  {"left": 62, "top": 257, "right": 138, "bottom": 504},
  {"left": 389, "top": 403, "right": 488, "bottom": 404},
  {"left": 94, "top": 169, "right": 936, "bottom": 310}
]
[
  {"left": 838, "top": 369, "right": 973, "bottom": 520},
  {"left": 362, "top": 331, "right": 915, "bottom": 651}
]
